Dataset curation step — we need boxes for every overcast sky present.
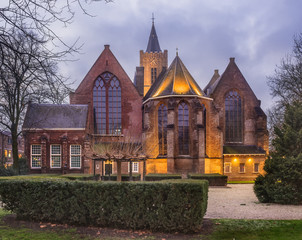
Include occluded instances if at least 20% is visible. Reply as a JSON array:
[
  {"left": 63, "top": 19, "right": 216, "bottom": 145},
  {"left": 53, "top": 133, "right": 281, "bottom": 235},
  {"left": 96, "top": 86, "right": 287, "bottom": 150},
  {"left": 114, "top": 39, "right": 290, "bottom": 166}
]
[{"left": 58, "top": 0, "right": 302, "bottom": 112}]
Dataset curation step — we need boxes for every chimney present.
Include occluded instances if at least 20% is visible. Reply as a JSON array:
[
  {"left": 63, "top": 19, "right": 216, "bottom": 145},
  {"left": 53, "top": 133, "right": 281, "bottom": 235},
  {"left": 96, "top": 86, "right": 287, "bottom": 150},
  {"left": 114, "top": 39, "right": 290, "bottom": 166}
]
[
  {"left": 104, "top": 44, "right": 110, "bottom": 49},
  {"left": 230, "top": 57, "right": 235, "bottom": 63}
]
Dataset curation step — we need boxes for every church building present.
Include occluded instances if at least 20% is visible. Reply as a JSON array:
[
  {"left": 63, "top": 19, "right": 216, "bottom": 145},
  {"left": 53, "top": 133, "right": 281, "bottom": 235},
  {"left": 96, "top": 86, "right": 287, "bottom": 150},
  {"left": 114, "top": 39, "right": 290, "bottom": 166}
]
[{"left": 22, "top": 20, "right": 269, "bottom": 181}]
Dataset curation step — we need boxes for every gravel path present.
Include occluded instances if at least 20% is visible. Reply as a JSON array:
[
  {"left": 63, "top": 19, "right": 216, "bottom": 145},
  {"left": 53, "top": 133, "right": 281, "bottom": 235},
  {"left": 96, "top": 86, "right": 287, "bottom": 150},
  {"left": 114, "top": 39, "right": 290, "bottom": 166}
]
[{"left": 205, "top": 184, "right": 302, "bottom": 220}]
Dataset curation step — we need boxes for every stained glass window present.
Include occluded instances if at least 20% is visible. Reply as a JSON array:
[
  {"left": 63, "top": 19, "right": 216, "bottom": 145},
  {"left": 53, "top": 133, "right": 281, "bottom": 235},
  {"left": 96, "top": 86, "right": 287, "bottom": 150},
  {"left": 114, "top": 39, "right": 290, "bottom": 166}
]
[
  {"left": 93, "top": 72, "right": 122, "bottom": 135},
  {"left": 178, "top": 102, "right": 189, "bottom": 155},
  {"left": 225, "top": 91, "right": 243, "bottom": 143},
  {"left": 158, "top": 104, "right": 167, "bottom": 156}
]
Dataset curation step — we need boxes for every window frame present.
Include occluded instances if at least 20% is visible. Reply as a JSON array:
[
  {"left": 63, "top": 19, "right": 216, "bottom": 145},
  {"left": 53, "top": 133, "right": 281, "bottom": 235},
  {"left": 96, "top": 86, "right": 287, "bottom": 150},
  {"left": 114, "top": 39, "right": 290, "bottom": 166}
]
[
  {"left": 239, "top": 163, "right": 245, "bottom": 173},
  {"left": 151, "top": 68, "right": 157, "bottom": 84},
  {"left": 31, "top": 144, "right": 42, "bottom": 169},
  {"left": 128, "top": 162, "right": 139, "bottom": 173},
  {"left": 158, "top": 103, "right": 167, "bottom": 156},
  {"left": 50, "top": 144, "right": 61, "bottom": 168},
  {"left": 224, "top": 162, "right": 232, "bottom": 173},
  {"left": 178, "top": 102, "right": 190, "bottom": 156},
  {"left": 225, "top": 90, "right": 243, "bottom": 143},
  {"left": 93, "top": 72, "right": 122, "bottom": 135},
  {"left": 253, "top": 163, "right": 259, "bottom": 173},
  {"left": 70, "top": 145, "right": 81, "bottom": 169}
]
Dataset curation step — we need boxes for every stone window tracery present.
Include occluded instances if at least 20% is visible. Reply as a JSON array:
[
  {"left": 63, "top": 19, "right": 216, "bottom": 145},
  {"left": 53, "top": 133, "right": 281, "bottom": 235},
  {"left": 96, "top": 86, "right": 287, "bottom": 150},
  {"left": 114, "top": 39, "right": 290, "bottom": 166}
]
[
  {"left": 225, "top": 90, "right": 243, "bottom": 143},
  {"left": 93, "top": 72, "right": 122, "bottom": 135},
  {"left": 178, "top": 102, "right": 189, "bottom": 155},
  {"left": 158, "top": 104, "right": 167, "bottom": 156}
]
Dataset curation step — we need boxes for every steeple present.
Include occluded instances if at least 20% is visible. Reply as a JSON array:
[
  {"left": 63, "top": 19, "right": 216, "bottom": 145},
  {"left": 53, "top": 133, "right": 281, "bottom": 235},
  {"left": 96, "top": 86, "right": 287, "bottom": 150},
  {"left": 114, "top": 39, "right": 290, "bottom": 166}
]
[{"left": 146, "top": 14, "right": 161, "bottom": 53}]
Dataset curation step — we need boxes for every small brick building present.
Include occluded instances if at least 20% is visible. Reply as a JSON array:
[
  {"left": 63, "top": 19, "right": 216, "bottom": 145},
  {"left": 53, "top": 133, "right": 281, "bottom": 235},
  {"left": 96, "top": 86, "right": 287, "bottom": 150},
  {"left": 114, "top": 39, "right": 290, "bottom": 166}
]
[{"left": 23, "top": 21, "right": 268, "bottom": 180}]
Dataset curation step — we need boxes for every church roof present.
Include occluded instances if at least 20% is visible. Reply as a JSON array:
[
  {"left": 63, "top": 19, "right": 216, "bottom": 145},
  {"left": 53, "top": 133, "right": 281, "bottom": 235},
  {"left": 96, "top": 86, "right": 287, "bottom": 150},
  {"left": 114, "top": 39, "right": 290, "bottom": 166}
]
[
  {"left": 204, "top": 69, "right": 220, "bottom": 96},
  {"left": 223, "top": 145, "right": 266, "bottom": 155},
  {"left": 23, "top": 103, "right": 88, "bottom": 130},
  {"left": 146, "top": 22, "right": 161, "bottom": 52},
  {"left": 144, "top": 54, "right": 205, "bottom": 100}
]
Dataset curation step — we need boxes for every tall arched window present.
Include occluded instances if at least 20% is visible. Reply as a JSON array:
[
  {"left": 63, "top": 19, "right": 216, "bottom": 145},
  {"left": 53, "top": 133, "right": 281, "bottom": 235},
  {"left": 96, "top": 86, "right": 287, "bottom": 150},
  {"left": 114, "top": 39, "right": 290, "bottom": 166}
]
[
  {"left": 225, "top": 90, "right": 242, "bottom": 143},
  {"left": 93, "top": 72, "right": 122, "bottom": 135},
  {"left": 178, "top": 102, "right": 189, "bottom": 155},
  {"left": 158, "top": 104, "right": 167, "bottom": 156}
]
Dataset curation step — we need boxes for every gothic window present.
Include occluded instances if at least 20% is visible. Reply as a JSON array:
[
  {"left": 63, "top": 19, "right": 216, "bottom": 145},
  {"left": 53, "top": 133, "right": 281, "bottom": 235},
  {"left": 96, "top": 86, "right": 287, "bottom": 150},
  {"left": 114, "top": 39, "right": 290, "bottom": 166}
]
[
  {"left": 158, "top": 104, "right": 167, "bottom": 156},
  {"left": 93, "top": 72, "right": 122, "bottom": 135},
  {"left": 178, "top": 102, "right": 189, "bottom": 155},
  {"left": 151, "top": 68, "right": 157, "bottom": 84},
  {"left": 225, "top": 91, "right": 243, "bottom": 143}
]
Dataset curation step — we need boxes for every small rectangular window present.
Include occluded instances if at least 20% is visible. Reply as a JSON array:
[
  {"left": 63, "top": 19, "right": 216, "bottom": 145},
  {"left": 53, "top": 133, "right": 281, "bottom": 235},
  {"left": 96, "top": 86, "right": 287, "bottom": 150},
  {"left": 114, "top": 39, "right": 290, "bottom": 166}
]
[
  {"left": 254, "top": 163, "right": 259, "bottom": 173},
  {"left": 128, "top": 162, "right": 139, "bottom": 173},
  {"left": 31, "top": 145, "right": 41, "bottom": 168},
  {"left": 51, "top": 145, "right": 61, "bottom": 168},
  {"left": 239, "top": 163, "right": 245, "bottom": 173},
  {"left": 224, "top": 162, "right": 232, "bottom": 173},
  {"left": 70, "top": 145, "right": 81, "bottom": 168}
]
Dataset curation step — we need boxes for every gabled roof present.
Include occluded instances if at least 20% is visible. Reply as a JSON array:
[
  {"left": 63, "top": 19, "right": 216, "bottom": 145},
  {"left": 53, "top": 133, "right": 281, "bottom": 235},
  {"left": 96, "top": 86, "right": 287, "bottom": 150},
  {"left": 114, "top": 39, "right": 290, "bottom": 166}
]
[
  {"left": 204, "top": 69, "right": 220, "bottom": 96},
  {"left": 144, "top": 55, "right": 205, "bottom": 100},
  {"left": 146, "top": 23, "right": 161, "bottom": 53},
  {"left": 23, "top": 104, "right": 88, "bottom": 130}
]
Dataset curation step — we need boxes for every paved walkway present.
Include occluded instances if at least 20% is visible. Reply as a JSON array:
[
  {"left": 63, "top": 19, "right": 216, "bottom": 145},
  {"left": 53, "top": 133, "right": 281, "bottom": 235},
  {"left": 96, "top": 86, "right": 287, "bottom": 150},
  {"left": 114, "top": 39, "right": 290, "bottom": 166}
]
[{"left": 205, "top": 184, "right": 302, "bottom": 220}]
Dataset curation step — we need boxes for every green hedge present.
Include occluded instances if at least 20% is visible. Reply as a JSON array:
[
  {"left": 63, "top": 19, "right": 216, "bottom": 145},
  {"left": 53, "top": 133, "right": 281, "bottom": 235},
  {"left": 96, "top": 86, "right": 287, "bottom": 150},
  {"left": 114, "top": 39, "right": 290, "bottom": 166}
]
[
  {"left": 102, "top": 174, "right": 141, "bottom": 181},
  {"left": 145, "top": 173, "right": 182, "bottom": 181},
  {"left": 61, "top": 174, "right": 100, "bottom": 181},
  {"left": 0, "top": 179, "right": 208, "bottom": 233},
  {"left": 188, "top": 173, "right": 228, "bottom": 186}
]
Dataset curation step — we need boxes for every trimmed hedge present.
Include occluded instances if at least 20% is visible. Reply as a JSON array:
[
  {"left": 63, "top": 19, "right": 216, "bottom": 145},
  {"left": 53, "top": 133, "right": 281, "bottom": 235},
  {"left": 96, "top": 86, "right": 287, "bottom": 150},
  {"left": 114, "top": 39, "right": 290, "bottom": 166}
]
[
  {"left": 145, "top": 173, "right": 182, "bottom": 181},
  {"left": 188, "top": 173, "right": 228, "bottom": 186},
  {"left": 102, "top": 174, "right": 141, "bottom": 181},
  {"left": 62, "top": 174, "right": 100, "bottom": 181},
  {"left": 0, "top": 179, "right": 208, "bottom": 233}
]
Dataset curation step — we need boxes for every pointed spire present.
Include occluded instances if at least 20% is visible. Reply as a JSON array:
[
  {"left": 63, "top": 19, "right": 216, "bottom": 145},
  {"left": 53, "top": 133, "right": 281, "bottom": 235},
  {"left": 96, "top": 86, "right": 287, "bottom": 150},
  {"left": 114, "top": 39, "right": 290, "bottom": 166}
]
[{"left": 146, "top": 14, "right": 161, "bottom": 53}]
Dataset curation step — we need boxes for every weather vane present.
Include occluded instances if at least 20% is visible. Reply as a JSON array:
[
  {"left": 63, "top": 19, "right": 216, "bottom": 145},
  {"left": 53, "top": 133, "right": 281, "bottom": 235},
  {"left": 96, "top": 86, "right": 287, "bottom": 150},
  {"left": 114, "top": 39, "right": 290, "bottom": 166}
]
[
  {"left": 151, "top": 13, "right": 155, "bottom": 24},
  {"left": 176, "top": 47, "right": 179, "bottom": 56}
]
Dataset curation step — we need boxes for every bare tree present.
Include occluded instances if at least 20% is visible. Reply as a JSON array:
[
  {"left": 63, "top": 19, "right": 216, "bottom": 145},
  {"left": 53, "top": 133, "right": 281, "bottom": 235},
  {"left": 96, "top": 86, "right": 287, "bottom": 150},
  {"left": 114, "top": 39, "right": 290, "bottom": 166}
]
[
  {"left": 267, "top": 33, "right": 302, "bottom": 146},
  {"left": 0, "top": 0, "right": 111, "bottom": 58},
  {"left": 0, "top": 30, "right": 72, "bottom": 172},
  {"left": 92, "top": 136, "right": 148, "bottom": 182},
  {"left": 0, "top": 0, "right": 111, "bottom": 172}
]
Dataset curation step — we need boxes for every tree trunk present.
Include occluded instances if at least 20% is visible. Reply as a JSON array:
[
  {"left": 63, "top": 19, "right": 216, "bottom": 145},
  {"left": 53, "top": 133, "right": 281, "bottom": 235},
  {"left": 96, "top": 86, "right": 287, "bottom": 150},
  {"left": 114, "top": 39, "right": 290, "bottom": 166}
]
[
  {"left": 117, "top": 161, "right": 122, "bottom": 182},
  {"left": 11, "top": 128, "right": 20, "bottom": 174}
]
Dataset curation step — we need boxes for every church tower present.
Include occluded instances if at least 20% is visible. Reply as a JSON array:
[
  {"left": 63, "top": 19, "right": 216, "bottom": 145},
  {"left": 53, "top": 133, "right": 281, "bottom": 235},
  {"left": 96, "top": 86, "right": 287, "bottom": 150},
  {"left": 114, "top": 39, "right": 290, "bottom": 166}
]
[{"left": 134, "top": 16, "right": 168, "bottom": 96}]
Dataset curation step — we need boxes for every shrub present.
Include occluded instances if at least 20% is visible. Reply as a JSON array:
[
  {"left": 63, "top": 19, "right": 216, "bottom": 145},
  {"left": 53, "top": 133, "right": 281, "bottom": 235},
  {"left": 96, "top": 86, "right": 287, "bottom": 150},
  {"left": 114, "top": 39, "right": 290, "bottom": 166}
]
[
  {"left": 188, "top": 173, "right": 228, "bottom": 186},
  {"left": 0, "top": 179, "right": 208, "bottom": 233},
  {"left": 0, "top": 165, "right": 16, "bottom": 176},
  {"left": 102, "top": 174, "right": 141, "bottom": 181},
  {"left": 61, "top": 174, "right": 100, "bottom": 181},
  {"left": 145, "top": 173, "right": 182, "bottom": 181}
]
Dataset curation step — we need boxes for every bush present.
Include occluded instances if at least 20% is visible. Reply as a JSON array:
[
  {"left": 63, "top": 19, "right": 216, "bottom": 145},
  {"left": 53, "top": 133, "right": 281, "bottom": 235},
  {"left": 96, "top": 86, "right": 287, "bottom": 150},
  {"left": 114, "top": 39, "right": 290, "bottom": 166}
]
[
  {"left": 188, "top": 173, "right": 228, "bottom": 186},
  {"left": 102, "top": 174, "right": 141, "bottom": 181},
  {"left": 62, "top": 174, "right": 100, "bottom": 181},
  {"left": 145, "top": 173, "right": 182, "bottom": 181},
  {"left": 0, "top": 165, "right": 16, "bottom": 176},
  {"left": 0, "top": 179, "right": 208, "bottom": 233}
]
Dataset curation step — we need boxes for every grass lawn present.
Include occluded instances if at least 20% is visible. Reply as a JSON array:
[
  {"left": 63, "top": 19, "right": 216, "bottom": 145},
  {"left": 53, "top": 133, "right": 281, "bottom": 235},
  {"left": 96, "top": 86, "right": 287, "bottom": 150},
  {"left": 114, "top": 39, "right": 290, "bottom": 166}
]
[{"left": 1, "top": 209, "right": 302, "bottom": 240}]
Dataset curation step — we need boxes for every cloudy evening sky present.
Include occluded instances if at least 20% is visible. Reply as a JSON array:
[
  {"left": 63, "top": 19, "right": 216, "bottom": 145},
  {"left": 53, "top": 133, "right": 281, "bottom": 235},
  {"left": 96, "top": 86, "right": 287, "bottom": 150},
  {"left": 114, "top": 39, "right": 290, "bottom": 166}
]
[{"left": 58, "top": 0, "right": 302, "bottom": 112}]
